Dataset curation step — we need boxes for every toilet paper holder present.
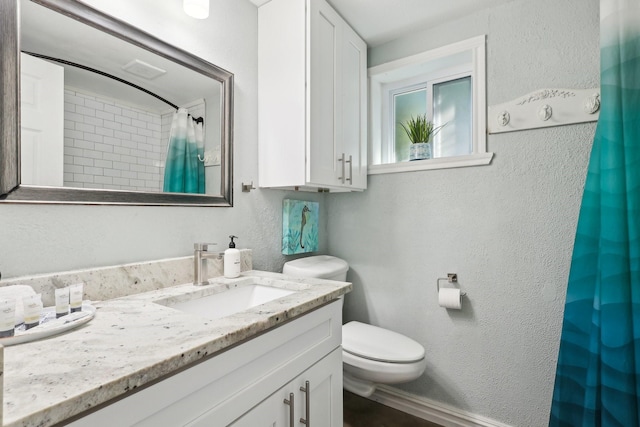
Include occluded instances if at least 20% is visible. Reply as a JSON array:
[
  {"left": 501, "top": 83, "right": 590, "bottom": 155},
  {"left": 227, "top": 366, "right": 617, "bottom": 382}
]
[{"left": 437, "top": 273, "right": 467, "bottom": 297}]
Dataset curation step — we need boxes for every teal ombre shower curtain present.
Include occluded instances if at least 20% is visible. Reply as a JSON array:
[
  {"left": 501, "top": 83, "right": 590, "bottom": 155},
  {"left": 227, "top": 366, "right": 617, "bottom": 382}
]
[
  {"left": 550, "top": 1, "right": 640, "bottom": 426},
  {"left": 163, "top": 108, "right": 205, "bottom": 193}
]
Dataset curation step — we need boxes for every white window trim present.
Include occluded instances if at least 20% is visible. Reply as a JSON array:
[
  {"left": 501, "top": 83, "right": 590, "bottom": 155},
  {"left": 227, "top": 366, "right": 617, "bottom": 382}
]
[{"left": 368, "top": 35, "right": 493, "bottom": 175}]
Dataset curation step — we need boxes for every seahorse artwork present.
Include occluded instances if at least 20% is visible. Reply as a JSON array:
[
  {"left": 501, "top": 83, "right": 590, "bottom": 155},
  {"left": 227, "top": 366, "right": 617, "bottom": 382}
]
[
  {"left": 300, "top": 205, "right": 310, "bottom": 248},
  {"left": 282, "top": 199, "right": 319, "bottom": 255}
]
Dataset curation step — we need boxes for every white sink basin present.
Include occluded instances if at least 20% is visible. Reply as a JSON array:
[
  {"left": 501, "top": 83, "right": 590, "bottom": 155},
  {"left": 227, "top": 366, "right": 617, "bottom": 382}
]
[{"left": 159, "top": 284, "right": 296, "bottom": 320}]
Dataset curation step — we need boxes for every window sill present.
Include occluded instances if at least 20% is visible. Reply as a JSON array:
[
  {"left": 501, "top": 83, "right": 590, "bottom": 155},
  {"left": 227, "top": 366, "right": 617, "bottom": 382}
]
[{"left": 367, "top": 152, "right": 494, "bottom": 175}]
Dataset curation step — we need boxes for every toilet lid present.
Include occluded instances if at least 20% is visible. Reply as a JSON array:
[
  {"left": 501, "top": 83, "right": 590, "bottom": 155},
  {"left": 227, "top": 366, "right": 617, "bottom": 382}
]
[{"left": 342, "top": 321, "right": 425, "bottom": 363}]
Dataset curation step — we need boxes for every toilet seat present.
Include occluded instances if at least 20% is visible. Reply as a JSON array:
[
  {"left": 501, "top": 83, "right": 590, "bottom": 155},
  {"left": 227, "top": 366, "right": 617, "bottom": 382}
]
[
  {"left": 342, "top": 321, "right": 427, "bottom": 389},
  {"left": 342, "top": 350, "right": 427, "bottom": 385},
  {"left": 342, "top": 321, "right": 425, "bottom": 363}
]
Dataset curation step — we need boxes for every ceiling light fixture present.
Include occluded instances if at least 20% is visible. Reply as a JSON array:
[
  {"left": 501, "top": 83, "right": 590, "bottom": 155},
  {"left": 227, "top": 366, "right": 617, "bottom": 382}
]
[{"left": 183, "top": 0, "right": 209, "bottom": 19}]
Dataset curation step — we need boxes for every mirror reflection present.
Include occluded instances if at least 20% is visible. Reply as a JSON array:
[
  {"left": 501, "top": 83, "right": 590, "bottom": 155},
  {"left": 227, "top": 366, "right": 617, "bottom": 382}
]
[
  {"left": 20, "top": 0, "right": 223, "bottom": 196},
  {"left": 1, "top": 0, "right": 233, "bottom": 205}
]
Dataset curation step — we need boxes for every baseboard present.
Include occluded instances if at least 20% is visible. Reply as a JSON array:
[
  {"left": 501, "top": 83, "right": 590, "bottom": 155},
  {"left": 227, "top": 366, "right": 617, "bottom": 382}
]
[{"left": 369, "top": 385, "right": 513, "bottom": 427}]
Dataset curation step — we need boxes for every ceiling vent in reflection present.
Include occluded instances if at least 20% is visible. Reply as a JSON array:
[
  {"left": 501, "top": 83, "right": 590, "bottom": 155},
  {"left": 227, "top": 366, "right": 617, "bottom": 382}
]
[{"left": 122, "top": 59, "right": 167, "bottom": 80}]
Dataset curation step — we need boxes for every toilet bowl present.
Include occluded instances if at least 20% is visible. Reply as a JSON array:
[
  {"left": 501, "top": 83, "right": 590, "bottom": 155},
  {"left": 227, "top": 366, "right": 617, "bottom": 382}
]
[{"left": 283, "top": 255, "right": 427, "bottom": 397}]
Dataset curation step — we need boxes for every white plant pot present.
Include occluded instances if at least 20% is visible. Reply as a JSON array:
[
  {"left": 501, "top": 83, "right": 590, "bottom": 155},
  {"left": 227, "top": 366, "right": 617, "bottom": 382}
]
[{"left": 409, "top": 142, "right": 432, "bottom": 161}]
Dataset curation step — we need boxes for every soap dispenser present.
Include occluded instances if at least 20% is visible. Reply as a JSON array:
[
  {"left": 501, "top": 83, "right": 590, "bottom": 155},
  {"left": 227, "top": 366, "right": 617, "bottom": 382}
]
[{"left": 224, "top": 235, "right": 241, "bottom": 278}]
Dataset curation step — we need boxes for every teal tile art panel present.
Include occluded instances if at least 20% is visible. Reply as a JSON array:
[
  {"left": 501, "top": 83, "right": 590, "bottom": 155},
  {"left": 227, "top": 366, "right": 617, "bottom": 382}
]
[{"left": 282, "top": 199, "right": 319, "bottom": 255}]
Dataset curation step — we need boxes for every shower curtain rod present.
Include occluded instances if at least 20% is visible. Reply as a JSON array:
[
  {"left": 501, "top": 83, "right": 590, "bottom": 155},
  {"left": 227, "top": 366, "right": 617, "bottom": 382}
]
[{"left": 22, "top": 51, "right": 204, "bottom": 124}]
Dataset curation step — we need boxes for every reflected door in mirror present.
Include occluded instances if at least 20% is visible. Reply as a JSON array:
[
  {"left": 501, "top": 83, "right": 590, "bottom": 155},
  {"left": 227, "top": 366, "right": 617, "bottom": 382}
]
[{"left": 20, "top": 53, "right": 64, "bottom": 186}]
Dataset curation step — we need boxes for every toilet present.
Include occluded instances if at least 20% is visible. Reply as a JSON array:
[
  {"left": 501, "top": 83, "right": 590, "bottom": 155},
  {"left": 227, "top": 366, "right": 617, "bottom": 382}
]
[{"left": 283, "top": 255, "right": 427, "bottom": 397}]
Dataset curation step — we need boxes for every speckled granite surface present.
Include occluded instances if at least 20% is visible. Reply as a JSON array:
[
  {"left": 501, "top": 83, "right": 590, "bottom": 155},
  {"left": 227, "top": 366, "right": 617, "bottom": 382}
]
[
  {"left": 0, "top": 263, "right": 350, "bottom": 427},
  {"left": 0, "top": 250, "right": 252, "bottom": 306}
]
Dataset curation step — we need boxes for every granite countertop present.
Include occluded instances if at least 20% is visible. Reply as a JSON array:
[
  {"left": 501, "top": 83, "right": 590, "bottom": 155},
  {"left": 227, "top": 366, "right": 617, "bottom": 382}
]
[{"left": 2, "top": 270, "right": 351, "bottom": 427}]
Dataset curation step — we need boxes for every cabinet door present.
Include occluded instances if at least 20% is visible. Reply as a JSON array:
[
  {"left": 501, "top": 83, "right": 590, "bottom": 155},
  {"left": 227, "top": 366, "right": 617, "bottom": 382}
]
[
  {"left": 308, "top": 0, "right": 367, "bottom": 190},
  {"left": 257, "top": 0, "right": 307, "bottom": 189},
  {"left": 340, "top": 25, "right": 367, "bottom": 190},
  {"left": 295, "top": 347, "right": 343, "bottom": 427},
  {"left": 231, "top": 348, "right": 343, "bottom": 427},
  {"left": 308, "top": 0, "right": 341, "bottom": 188}
]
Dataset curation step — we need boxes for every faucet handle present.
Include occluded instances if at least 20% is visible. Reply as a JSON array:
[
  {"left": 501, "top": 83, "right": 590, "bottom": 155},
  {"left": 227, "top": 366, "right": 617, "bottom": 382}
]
[{"left": 194, "top": 243, "right": 217, "bottom": 251}]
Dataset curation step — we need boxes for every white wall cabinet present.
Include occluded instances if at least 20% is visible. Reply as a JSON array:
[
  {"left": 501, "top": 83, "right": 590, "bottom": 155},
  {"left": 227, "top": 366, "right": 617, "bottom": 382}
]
[
  {"left": 258, "top": 0, "right": 367, "bottom": 192},
  {"left": 67, "top": 300, "right": 343, "bottom": 427}
]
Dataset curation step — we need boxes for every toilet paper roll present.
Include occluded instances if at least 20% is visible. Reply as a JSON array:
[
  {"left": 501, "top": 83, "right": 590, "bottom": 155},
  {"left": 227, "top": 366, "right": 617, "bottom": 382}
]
[{"left": 438, "top": 288, "right": 462, "bottom": 309}]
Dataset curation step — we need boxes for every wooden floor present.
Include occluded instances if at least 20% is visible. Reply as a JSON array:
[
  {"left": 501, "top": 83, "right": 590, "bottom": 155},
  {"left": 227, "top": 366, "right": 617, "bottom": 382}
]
[{"left": 343, "top": 391, "right": 443, "bottom": 427}]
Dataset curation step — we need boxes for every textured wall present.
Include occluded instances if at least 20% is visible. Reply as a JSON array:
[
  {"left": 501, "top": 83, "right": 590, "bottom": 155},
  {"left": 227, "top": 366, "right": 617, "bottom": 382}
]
[
  {"left": 0, "top": 0, "right": 327, "bottom": 279},
  {"left": 328, "top": 0, "right": 599, "bottom": 426}
]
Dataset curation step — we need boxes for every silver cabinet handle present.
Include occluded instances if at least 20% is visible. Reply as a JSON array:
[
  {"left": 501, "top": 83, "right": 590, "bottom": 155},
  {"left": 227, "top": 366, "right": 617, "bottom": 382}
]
[
  {"left": 284, "top": 392, "right": 295, "bottom": 426},
  {"left": 300, "top": 381, "right": 310, "bottom": 426},
  {"left": 346, "top": 155, "right": 352, "bottom": 184},
  {"left": 337, "top": 153, "right": 346, "bottom": 184}
]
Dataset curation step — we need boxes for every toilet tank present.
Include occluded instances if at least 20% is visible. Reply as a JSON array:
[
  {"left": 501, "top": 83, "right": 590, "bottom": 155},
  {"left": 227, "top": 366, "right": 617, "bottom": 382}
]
[{"left": 283, "top": 255, "right": 349, "bottom": 281}]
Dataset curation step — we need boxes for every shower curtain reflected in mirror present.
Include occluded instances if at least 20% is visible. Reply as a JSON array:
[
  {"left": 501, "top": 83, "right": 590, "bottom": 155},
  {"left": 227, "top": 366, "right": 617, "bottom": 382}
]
[
  {"left": 550, "top": 1, "right": 640, "bottom": 425},
  {"left": 163, "top": 108, "right": 205, "bottom": 194}
]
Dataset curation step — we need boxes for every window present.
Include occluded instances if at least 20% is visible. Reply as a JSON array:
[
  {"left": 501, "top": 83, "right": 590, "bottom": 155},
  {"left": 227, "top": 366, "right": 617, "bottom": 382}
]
[
  {"left": 393, "top": 85, "right": 428, "bottom": 162},
  {"left": 369, "top": 36, "right": 493, "bottom": 174}
]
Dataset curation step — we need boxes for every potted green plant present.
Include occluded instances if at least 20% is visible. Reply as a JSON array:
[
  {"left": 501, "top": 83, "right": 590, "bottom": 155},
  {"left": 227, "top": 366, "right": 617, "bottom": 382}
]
[{"left": 399, "top": 114, "right": 446, "bottom": 161}]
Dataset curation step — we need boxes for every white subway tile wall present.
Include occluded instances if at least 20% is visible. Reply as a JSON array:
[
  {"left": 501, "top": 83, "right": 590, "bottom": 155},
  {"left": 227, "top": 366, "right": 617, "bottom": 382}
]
[{"left": 64, "top": 89, "right": 166, "bottom": 191}]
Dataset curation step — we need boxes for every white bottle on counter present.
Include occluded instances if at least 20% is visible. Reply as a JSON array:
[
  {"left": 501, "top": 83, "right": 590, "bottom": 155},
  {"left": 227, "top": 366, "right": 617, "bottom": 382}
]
[{"left": 224, "top": 235, "right": 241, "bottom": 278}]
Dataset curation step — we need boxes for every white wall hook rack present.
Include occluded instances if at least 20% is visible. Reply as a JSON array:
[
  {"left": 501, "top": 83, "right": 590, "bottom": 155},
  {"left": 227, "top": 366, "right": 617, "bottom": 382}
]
[{"left": 488, "top": 88, "right": 600, "bottom": 134}]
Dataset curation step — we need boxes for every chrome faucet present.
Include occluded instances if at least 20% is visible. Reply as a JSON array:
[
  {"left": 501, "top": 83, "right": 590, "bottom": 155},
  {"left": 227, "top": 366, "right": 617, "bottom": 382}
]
[{"left": 193, "top": 243, "right": 223, "bottom": 285}]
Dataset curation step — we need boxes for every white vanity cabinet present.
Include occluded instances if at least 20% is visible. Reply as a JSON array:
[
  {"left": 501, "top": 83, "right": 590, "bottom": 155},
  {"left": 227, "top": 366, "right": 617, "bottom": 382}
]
[
  {"left": 67, "top": 300, "right": 343, "bottom": 427},
  {"left": 258, "top": 0, "right": 367, "bottom": 192}
]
